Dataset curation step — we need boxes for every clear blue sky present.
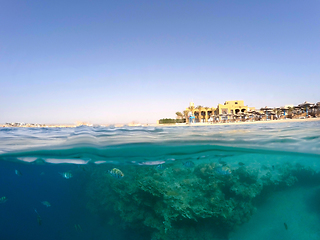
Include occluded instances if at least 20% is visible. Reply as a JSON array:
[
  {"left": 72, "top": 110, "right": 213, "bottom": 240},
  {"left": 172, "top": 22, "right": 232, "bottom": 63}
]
[{"left": 1, "top": 0, "right": 319, "bottom": 124}]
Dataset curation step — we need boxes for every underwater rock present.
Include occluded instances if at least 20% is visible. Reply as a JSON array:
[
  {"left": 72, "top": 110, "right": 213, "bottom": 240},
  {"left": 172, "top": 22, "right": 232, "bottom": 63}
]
[
  {"left": 85, "top": 161, "right": 318, "bottom": 240},
  {"left": 234, "top": 166, "right": 259, "bottom": 184}
]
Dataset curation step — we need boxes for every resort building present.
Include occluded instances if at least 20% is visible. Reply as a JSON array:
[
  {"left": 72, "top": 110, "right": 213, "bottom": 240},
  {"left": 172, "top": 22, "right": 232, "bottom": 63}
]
[
  {"left": 186, "top": 100, "right": 255, "bottom": 123},
  {"left": 216, "top": 100, "right": 255, "bottom": 115},
  {"left": 179, "top": 100, "right": 320, "bottom": 124}
]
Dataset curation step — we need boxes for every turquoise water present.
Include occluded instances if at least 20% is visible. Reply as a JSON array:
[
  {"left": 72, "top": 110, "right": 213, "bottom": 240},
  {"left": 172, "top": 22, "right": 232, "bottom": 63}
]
[{"left": 0, "top": 121, "right": 320, "bottom": 239}]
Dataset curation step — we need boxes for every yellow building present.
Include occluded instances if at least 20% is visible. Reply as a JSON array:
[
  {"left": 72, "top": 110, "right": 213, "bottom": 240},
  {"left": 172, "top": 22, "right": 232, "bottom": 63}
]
[
  {"left": 186, "top": 100, "right": 255, "bottom": 123},
  {"left": 216, "top": 100, "right": 255, "bottom": 115}
]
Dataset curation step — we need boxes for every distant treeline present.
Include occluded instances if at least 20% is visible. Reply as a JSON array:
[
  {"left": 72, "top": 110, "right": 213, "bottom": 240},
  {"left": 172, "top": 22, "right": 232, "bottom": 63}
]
[{"left": 158, "top": 118, "right": 186, "bottom": 124}]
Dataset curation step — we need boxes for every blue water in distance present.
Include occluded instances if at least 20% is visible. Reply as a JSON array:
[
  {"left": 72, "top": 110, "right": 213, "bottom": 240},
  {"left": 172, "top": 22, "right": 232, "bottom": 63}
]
[{"left": 0, "top": 121, "right": 320, "bottom": 240}]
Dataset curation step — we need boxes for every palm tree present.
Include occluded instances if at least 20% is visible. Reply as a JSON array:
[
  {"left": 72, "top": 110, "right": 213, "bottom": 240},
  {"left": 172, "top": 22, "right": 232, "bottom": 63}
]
[
  {"left": 316, "top": 103, "right": 320, "bottom": 116},
  {"left": 187, "top": 105, "right": 195, "bottom": 118},
  {"left": 275, "top": 108, "right": 281, "bottom": 119},
  {"left": 287, "top": 106, "right": 294, "bottom": 118},
  {"left": 212, "top": 107, "right": 217, "bottom": 120},
  {"left": 196, "top": 105, "right": 203, "bottom": 122},
  {"left": 277, "top": 109, "right": 281, "bottom": 118},
  {"left": 185, "top": 106, "right": 195, "bottom": 123},
  {"left": 273, "top": 108, "right": 281, "bottom": 119},
  {"left": 183, "top": 110, "right": 189, "bottom": 120},
  {"left": 176, "top": 112, "right": 183, "bottom": 119},
  {"left": 204, "top": 107, "right": 210, "bottom": 122}
]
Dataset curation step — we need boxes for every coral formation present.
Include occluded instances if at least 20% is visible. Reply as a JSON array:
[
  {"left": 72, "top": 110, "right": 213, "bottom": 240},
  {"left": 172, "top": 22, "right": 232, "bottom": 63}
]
[{"left": 85, "top": 160, "right": 317, "bottom": 240}]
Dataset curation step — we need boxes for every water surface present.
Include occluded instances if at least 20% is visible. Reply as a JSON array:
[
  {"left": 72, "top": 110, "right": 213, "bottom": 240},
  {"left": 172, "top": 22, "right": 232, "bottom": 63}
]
[{"left": 1, "top": 121, "right": 320, "bottom": 240}]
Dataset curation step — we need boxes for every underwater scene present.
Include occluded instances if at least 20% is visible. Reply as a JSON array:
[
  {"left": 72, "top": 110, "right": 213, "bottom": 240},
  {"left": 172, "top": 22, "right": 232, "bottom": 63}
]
[{"left": 1, "top": 121, "right": 320, "bottom": 240}]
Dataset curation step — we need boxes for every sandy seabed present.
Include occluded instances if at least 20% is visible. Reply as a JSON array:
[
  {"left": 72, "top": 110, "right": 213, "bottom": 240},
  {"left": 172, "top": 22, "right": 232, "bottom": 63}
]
[{"left": 229, "top": 185, "right": 320, "bottom": 240}]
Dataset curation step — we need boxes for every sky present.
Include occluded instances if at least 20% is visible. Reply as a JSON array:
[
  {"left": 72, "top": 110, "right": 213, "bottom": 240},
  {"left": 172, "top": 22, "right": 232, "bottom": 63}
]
[{"left": 1, "top": 0, "right": 319, "bottom": 124}]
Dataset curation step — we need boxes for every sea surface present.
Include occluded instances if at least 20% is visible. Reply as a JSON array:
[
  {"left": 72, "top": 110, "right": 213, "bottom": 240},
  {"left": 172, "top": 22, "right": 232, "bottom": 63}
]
[{"left": 1, "top": 121, "right": 320, "bottom": 240}]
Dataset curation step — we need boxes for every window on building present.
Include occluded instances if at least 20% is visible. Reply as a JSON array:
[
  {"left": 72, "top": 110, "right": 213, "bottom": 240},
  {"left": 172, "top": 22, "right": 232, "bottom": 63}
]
[{"left": 235, "top": 102, "right": 238, "bottom": 104}]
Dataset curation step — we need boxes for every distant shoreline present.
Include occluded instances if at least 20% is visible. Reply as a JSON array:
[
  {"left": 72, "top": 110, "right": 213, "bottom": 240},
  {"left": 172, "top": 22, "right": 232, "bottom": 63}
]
[
  {"left": 1, "top": 117, "right": 320, "bottom": 128},
  {"left": 156, "top": 117, "right": 320, "bottom": 127},
  {"left": 0, "top": 124, "right": 77, "bottom": 128}
]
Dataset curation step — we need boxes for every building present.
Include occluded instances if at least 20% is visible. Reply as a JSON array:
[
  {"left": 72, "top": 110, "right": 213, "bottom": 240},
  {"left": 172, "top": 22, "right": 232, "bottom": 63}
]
[
  {"left": 216, "top": 100, "right": 254, "bottom": 115},
  {"left": 186, "top": 102, "right": 216, "bottom": 123},
  {"left": 186, "top": 100, "right": 255, "bottom": 123}
]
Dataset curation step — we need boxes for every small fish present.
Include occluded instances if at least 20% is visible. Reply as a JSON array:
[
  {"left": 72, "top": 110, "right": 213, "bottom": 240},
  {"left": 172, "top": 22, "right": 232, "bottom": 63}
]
[
  {"left": 284, "top": 222, "right": 288, "bottom": 230},
  {"left": 59, "top": 172, "right": 73, "bottom": 179},
  {"left": 183, "top": 161, "right": 195, "bottom": 168},
  {"left": 35, "top": 209, "right": 42, "bottom": 226},
  {"left": 15, "top": 169, "right": 22, "bottom": 176},
  {"left": 238, "top": 162, "right": 245, "bottom": 166},
  {"left": 155, "top": 164, "right": 166, "bottom": 171},
  {"left": 40, "top": 172, "right": 45, "bottom": 176},
  {"left": 41, "top": 201, "right": 51, "bottom": 207},
  {"left": 215, "top": 166, "right": 232, "bottom": 175},
  {"left": 108, "top": 168, "right": 124, "bottom": 179},
  {"left": 0, "top": 196, "right": 8, "bottom": 203}
]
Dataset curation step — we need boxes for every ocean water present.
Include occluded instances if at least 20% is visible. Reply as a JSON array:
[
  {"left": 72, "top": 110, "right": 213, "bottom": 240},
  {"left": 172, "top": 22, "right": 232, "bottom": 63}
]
[{"left": 1, "top": 121, "right": 320, "bottom": 240}]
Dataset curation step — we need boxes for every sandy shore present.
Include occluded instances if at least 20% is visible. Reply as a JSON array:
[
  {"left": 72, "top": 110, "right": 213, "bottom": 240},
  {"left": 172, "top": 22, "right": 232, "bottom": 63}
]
[
  {"left": 156, "top": 117, "right": 320, "bottom": 127},
  {"left": 2, "top": 118, "right": 319, "bottom": 128}
]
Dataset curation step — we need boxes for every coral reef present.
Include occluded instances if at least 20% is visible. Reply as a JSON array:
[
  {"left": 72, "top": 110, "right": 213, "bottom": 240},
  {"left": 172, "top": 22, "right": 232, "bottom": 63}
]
[{"left": 85, "top": 160, "right": 317, "bottom": 240}]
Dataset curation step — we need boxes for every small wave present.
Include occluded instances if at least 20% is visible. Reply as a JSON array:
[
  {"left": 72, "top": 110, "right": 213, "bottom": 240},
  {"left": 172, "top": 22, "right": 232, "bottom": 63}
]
[
  {"left": 303, "top": 136, "right": 320, "bottom": 140},
  {"left": 0, "top": 122, "right": 319, "bottom": 165},
  {"left": 0, "top": 142, "right": 318, "bottom": 166}
]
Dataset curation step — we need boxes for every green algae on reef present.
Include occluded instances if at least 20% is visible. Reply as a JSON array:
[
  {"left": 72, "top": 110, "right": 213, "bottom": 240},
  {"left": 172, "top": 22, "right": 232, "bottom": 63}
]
[{"left": 85, "top": 151, "right": 320, "bottom": 240}]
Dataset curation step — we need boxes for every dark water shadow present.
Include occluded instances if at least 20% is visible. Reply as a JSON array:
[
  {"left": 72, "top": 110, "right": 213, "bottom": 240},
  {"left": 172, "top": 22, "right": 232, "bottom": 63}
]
[{"left": 304, "top": 186, "right": 320, "bottom": 221}]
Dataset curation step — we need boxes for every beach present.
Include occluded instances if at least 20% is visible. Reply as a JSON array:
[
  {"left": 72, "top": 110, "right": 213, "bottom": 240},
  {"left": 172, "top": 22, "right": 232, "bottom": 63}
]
[{"left": 157, "top": 117, "right": 320, "bottom": 127}]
